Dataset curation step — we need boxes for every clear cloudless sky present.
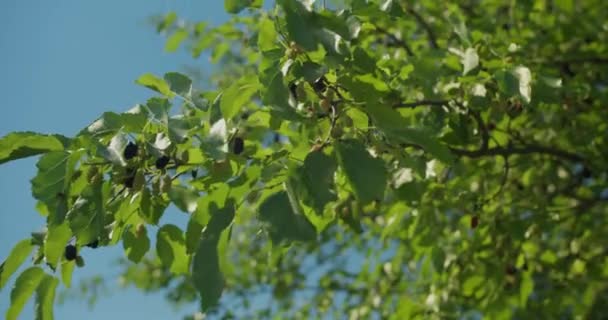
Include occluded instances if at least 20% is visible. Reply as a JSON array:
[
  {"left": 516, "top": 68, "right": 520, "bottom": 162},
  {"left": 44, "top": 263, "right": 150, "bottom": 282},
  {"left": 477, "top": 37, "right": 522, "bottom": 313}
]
[{"left": 0, "top": 1, "right": 230, "bottom": 319}]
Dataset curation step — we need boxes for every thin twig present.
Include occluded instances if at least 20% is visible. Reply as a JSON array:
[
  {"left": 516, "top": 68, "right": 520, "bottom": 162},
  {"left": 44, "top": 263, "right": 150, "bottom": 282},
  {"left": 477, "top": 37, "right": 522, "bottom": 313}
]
[
  {"left": 449, "top": 144, "right": 584, "bottom": 162},
  {"left": 392, "top": 100, "right": 447, "bottom": 109},
  {"left": 406, "top": 7, "right": 439, "bottom": 49},
  {"left": 375, "top": 26, "right": 415, "bottom": 56},
  {"left": 321, "top": 103, "right": 338, "bottom": 148}
]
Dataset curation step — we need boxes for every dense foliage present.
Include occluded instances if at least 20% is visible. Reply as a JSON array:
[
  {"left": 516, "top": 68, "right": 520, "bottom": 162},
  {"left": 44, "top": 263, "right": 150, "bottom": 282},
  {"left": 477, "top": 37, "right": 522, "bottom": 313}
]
[{"left": 1, "top": 0, "right": 608, "bottom": 318}]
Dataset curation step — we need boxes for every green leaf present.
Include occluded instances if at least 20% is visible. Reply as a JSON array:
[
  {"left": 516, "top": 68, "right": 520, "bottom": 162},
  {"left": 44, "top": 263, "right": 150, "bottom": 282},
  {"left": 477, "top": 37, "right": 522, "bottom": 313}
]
[
  {"left": 192, "top": 234, "right": 224, "bottom": 311},
  {"left": 86, "top": 110, "right": 148, "bottom": 136},
  {"left": 35, "top": 275, "right": 58, "bottom": 320},
  {"left": 293, "top": 151, "right": 337, "bottom": 214},
  {"left": 0, "top": 132, "right": 67, "bottom": 165},
  {"left": 145, "top": 97, "right": 171, "bottom": 124},
  {"left": 164, "top": 72, "right": 192, "bottom": 97},
  {"left": 261, "top": 69, "right": 289, "bottom": 108},
  {"left": 462, "top": 47, "right": 479, "bottom": 75},
  {"left": 365, "top": 106, "right": 454, "bottom": 163},
  {"left": 31, "top": 151, "right": 70, "bottom": 223},
  {"left": 135, "top": 73, "right": 174, "bottom": 97},
  {"left": 224, "top": 0, "right": 261, "bottom": 14},
  {"left": 397, "top": 128, "right": 454, "bottom": 163},
  {"left": 122, "top": 225, "right": 150, "bottom": 263},
  {"left": 165, "top": 29, "right": 188, "bottom": 53},
  {"left": 258, "top": 191, "right": 317, "bottom": 244},
  {"left": 462, "top": 275, "right": 484, "bottom": 296},
  {"left": 335, "top": 139, "right": 387, "bottom": 205},
  {"left": 355, "top": 74, "right": 389, "bottom": 92},
  {"left": 60, "top": 261, "right": 74, "bottom": 288},
  {"left": 192, "top": 200, "right": 235, "bottom": 310},
  {"left": 43, "top": 223, "right": 72, "bottom": 269},
  {"left": 156, "top": 224, "right": 189, "bottom": 275},
  {"left": 280, "top": 0, "right": 317, "bottom": 51},
  {"left": 257, "top": 17, "right": 277, "bottom": 51},
  {"left": 139, "top": 188, "right": 168, "bottom": 225},
  {"left": 495, "top": 69, "right": 519, "bottom": 97},
  {"left": 185, "top": 217, "right": 204, "bottom": 254},
  {"left": 220, "top": 76, "right": 260, "bottom": 120},
  {"left": 520, "top": 273, "right": 534, "bottom": 307},
  {"left": 6, "top": 267, "right": 45, "bottom": 320},
  {"left": 0, "top": 239, "right": 34, "bottom": 289},
  {"left": 168, "top": 186, "right": 200, "bottom": 213}
]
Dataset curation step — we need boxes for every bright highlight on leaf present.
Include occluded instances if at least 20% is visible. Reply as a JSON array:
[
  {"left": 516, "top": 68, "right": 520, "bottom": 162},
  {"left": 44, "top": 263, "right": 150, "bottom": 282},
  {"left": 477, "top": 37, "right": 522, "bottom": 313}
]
[{"left": 136, "top": 73, "right": 174, "bottom": 97}]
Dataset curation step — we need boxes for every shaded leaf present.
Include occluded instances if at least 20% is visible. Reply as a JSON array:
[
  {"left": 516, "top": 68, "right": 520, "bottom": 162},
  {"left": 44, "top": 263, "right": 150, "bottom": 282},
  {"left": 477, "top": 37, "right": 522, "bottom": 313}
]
[
  {"left": 123, "top": 225, "right": 150, "bottom": 263},
  {"left": 30, "top": 151, "right": 71, "bottom": 224},
  {"left": 164, "top": 72, "right": 192, "bottom": 97},
  {"left": 335, "top": 139, "right": 387, "bottom": 205},
  {"left": 293, "top": 151, "right": 337, "bottom": 214},
  {"left": 192, "top": 200, "right": 235, "bottom": 310},
  {"left": 258, "top": 191, "right": 317, "bottom": 243},
  {"left": 156, "top": 224, "right": 189, "bottom": 274},
  {"left": 168, "top": 186, "right": 200, "bottom": 213}
]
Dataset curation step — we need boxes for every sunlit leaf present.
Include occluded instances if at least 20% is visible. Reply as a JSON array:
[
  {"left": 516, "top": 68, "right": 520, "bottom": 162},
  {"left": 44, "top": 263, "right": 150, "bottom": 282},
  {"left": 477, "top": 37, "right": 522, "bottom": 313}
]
[
  {"left": 35, "top": 274, "right": 58, "bottom": 320},
  {"left": 0, "top": 132, "right": 68, "bottom": 165},
  {"left": 0, "top": 240, "right": 34, "bottom": 289},
  {"left": 136, "top": 73, "right": 174, "bottom": 97},
  {"left": 6, "top": 267, "right": 45, "bottom": 320}
]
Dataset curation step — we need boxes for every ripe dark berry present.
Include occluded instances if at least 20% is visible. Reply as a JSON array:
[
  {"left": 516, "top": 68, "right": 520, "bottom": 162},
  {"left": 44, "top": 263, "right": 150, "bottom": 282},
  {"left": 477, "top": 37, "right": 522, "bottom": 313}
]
[
  {"left": 470, "top": 215, "right": 479, "bottom": 229},
  {"left": 581, "top": 167, "right": 592, "bottom": 179},
  {"left": 123, "top": 142, "right": 139, "bottom": 160},
  {"left": 233, "top": 137, "right": 244, "bottom": 155},
  {"left": 505, "top": 265, "right": 517, "bottom": 275},
  {"left": 124, "top": 167, "right": 136, "bottom": 188},
  {"left": 313, "top": 76, "right": 327, "bottom": 93},
  {"left": 85, "top": 240, "right": 99, "bottom": 249},
  {"left": 65, "top": 245, "right": 77, "bottom": 261},
  {"left": 155, "top": 156, "right": 170, "bottom": 169},
  {"left": 191, "top": 170, "right": 198, "bottom": 179}
]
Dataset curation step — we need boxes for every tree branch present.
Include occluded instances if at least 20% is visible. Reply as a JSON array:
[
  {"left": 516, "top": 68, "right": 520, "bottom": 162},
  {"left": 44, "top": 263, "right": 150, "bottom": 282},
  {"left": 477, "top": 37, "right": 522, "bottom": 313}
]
[
  {"left": 392, "top": 99, "right": 585, "bottom": 163},
  {"left": 392, "top": 99, "right": 447, "bottom": 109},
  {"left": 375, "top": 26, "right": 415, "bottom": 57},
  {"left": 450, "top": 144, "right": 584, "bottom": 162},
  {"left": 406, "top": 7, "right": 439, "bottom": 49}
]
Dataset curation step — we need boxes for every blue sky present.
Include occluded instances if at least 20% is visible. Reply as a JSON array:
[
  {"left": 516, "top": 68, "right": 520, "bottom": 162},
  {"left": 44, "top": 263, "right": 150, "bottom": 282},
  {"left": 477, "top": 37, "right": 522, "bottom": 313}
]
[{"left": 0, "top": 1, "right": 230, "bottom": 318}]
